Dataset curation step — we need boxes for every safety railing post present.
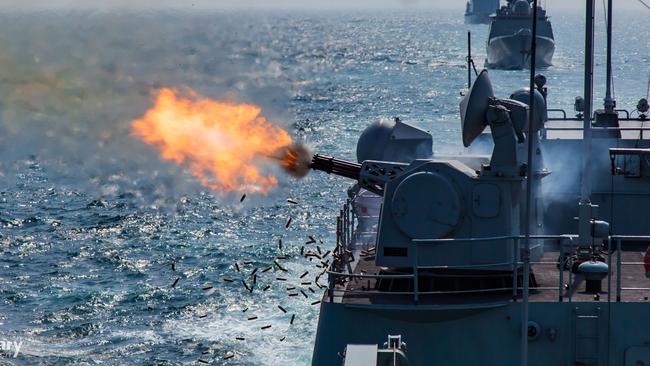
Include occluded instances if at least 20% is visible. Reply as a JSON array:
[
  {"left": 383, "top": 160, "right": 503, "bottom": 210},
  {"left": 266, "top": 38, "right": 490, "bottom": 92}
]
[
  {"left": 607, "top": 236, "right": 612, "bottom": 303},
  {"left": 340, "top": 209, "right": 345, "bottom": 247},
  {"left": 568, "top": 253, "right": 573, "bottom": 303},
  {"left": 616, "top": 238, "right": 622, "bottom": 302},
  {"left": 413, "top": 242, "right": 419, "bottom": 305},
  {"left": 512, "top": 237, "right": 518, "bottom": 301},
  {"left": 559, "top": 237, "right": 564, "bottom": 302}
]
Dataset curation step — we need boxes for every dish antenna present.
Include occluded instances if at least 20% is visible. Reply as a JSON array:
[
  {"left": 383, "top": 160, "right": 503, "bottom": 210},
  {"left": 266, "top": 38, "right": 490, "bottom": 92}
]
[{"left": 460, "top": 70, "right": 494, "bottom": 147}]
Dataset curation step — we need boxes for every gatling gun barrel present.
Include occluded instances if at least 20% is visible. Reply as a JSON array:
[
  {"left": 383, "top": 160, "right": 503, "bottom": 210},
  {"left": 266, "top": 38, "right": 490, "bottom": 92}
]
[{"left": 310, "top": 154, "right": 362, "bottom": 180}]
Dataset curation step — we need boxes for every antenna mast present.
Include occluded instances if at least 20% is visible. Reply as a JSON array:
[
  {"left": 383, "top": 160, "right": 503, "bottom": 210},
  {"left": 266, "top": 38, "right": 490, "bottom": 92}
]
[
  {"left": 604, "top": 0, "right": 615, "bottom": 111},
  {"left": 521, "top": 0, "right": 539, "bottom": 364},
  {"left": 582, "top": 0, "right": 596, "bottom": 203}
]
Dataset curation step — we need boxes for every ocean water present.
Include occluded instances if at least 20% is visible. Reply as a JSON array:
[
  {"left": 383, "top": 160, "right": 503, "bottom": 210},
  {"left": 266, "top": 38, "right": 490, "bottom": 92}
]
[{"left": 0, "top": 7, "right": 647, "bottom": 365}]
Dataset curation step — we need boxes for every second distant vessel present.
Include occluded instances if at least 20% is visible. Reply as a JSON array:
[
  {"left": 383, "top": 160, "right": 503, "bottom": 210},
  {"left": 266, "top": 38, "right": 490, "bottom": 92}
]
[
  {"left": 465, "top": 0, "right": 500, "bottom": 24},
  {"left": 486, "top": 0, "right": 555, "bottom": 69}
]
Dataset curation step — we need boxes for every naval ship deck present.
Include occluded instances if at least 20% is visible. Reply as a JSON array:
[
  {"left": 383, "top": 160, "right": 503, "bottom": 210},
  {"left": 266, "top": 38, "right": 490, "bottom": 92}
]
[
  {"left": 326, "top": 200, "right": 650, "bottom": 307},
  {"left": 327, "top": 247, "right": 650, "bottom": 307}
]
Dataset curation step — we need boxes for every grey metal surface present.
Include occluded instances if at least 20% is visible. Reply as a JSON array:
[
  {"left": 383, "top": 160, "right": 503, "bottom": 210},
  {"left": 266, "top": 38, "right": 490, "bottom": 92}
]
[{"left": 356, "top": 117, "right": 432, "bottom": 164}]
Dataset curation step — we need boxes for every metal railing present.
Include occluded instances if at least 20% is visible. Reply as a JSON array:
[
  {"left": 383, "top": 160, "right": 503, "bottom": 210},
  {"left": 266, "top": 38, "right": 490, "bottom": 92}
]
[
  {"left": 329, "top": 209, "right": 650, "bottom": 305},
  {"left": 411, "top": 235, "right": 563, "bottom": 304},
  {"left": 546, "top": 108, "right": 636, "bottom": 121}
]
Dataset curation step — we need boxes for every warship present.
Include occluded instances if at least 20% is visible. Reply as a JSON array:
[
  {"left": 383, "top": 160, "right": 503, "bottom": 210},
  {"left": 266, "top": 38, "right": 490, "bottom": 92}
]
[
  {"left": 485, "top": 0, "right": 554, "bottom": 69},
  {"left": 465, "top": 0, "right": 500, "bottom": 24},
  {"left": 288, "top": 0, "right": 650, "bottom": 364}
]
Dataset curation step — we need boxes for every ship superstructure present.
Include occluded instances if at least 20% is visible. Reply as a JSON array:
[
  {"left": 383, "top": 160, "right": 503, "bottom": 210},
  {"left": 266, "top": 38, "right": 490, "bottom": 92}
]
[{"left": 465, "top": 0, "right": 500, "bottom": 24}]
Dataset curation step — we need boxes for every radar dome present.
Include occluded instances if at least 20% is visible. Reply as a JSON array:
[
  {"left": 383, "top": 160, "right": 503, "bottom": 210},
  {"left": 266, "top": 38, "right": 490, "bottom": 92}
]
[
  {"left": 510, "top": 88, "right": 548, "bottom": 132},
  {"left": 513, "top": 0, "right": 531, "bottom": 16},
  {"left": 356, "top": 118, "right": 432, "bottom": 163}
]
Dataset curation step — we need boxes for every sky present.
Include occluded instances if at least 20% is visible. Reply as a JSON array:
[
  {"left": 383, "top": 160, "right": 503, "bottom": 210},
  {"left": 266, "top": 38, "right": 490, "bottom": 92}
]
[{"left": 0, "top": 0, "right": 644, "bottom": 10}]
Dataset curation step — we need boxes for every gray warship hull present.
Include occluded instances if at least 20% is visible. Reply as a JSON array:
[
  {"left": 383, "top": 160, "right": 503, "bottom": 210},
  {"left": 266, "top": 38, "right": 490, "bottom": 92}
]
[
  {"left": 485, "top": 1, "right": 555, "bottom": 70},
  {"left": 313, "top": 301, "right": 650, "bottom": 365},
  {"left": 486, "top": 34, "right": 555, "bottom": 69}
]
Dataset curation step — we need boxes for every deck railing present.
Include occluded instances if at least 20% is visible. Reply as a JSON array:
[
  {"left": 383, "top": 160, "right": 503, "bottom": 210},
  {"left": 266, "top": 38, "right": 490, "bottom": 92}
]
[
  {"left": 546, "top": 108, "right": 636, "bottom": 121},
  {"left": 329, "top": 203, "right": 650, "bottom": 305}
]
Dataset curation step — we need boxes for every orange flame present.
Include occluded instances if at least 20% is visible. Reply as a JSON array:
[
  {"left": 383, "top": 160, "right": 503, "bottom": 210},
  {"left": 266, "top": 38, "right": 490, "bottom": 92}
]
[{"left": 132, "top": 88, "right": 292, "bottom": 194}]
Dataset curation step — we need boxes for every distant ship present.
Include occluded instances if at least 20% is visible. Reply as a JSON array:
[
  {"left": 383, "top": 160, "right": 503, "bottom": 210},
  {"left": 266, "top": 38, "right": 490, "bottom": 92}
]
[
  {"left": 465, "top": 0, "right": 500, "bottom": 24},
  {"left": 486, "top": 0, "right": 554, "bottom": 69}
]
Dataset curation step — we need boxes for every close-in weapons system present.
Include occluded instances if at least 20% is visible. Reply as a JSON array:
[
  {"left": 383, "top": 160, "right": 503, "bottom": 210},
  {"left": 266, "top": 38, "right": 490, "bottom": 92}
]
[{"left": 307, "top": 70, "right": 552, "bottom": 274}]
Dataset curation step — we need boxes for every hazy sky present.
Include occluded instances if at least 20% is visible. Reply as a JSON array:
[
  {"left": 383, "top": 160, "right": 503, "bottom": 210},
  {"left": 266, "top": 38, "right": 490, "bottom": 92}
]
[{"left": 2, "top": 0, "right": 645, "bottom": 10}]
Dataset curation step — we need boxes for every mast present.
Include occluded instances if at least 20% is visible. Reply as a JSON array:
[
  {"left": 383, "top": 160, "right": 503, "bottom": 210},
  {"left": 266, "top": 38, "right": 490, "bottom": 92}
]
[
  {"left": 521, "top": 0, "right": 539, "bottom": 365},
  {"left": 581, "top": 0, "right": 595, "bottom": 203},
  {"left": 467, "top": 32, "right": 472, "bottom": 89},
  {"left": 604, "top": 0, "right": 615, "bottom": 112}
]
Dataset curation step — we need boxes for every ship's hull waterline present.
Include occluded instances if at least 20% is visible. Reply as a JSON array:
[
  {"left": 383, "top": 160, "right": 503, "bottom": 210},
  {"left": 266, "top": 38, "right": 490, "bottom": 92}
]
[{"left": 486, "top": 34, "right": 555, "bottom": 69}]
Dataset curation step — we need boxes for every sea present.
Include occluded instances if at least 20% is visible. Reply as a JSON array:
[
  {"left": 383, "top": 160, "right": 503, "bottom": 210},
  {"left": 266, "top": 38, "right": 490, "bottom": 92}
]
[{"left": 0, "top": 6, "right": 647, "bottom": 365}]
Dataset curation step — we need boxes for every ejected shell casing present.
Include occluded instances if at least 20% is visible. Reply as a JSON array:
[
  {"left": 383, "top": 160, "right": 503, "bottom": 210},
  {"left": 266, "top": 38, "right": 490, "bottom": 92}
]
[{"left": 274, "top": 261, "right": 287, "bottom": 272}]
